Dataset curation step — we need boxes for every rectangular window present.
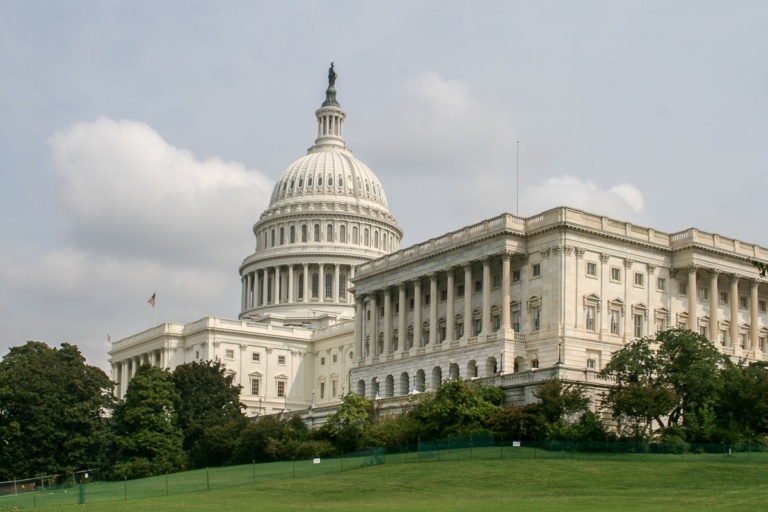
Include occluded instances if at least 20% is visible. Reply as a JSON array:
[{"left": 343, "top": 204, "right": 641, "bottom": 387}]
[
  {"left": 586, "top": 306, "right": 596, "bottom": 331},
  {"left": 656, "top": 318, "right": 667, "bottom": 332},
  {"left": 424, "top": 294, "right": 431, "bottom": 305},
  {"left": 278, "top": 355, "right": 286, "bottom": 365},
  {"left": 512, "top": 269, "right": 521, "bottom": 282},
  {"left": 251, "top": 379, "right": 259, "bottom": 395},
  {"left": 719, "top": 330, "right": 728, "bottom": 345},
  {"left": 611, "top": 267, "right": 621, "bottom": 282},
  {"left": 698, "top": 287, "right": 709, "bottom": 301},
  {"left": 587, "top": 359, "right": 596, "bottom": 370},
  {"left": 440, "top": 290, "right": 448, "bottom": 301},
  {"left": 457, "top": 285, "right": 465, "bottom": 297},
  {"left": 225, "top": 349, "right": 234, "bottom": 359},
  {"left": 699, "top": 326, "right": 708, "bottom": 338},
  {"left": 760, "top": 300, "right": 767, "bottom": 313},
  {"left": 739, "top": 296, "right": 748, "bottom": 309},
  {"left": 395, "top": 302, "right": 399, "bottom": 313},
  {"left": 720, "top": 291, "right": 729, "bottom": 304},
  {"left": 332, "top": 354, "right": 338, "bottom": 363},
  {"left": 513, "top": 312, "right": 521, "bottom": 332},
  {"left": 409, "top": 299, "right": 414, "bottom": 310},
  {"left": 634, "top": 273, "right": 644, "bottom": 287},
  {"left": 586, "top": 262, "right": 597, "bottom": 277},
  {"left": 195, "top": 351, "right": 200, "bottom": 359},
  {"left": 657, "top": 278, "right": 666, "bottom": 291},
  {"left": 332, "top": 380, "right": 337, "bottom": 397},
  {"left": 611, "top": 311, "right": 620, "bottom": 335},
  {"left": 532, "top": 264, "right": 541, "bottom": 278},
  {"left": 678, "top": 283, "right": 687, "bottom": 295},
  {"left": 252, "top": 352, "right": 260, "bottom": 362},
  {"left": 493, "top": 274, "right": 502, "bottom": 288},
  {"left": 634, "top": 314, "right": 643, "bottom": 338},
  {"left": 277, "top": 381, "right": 286, "bottom": 398},
  {"left": 532, "top": 308, "right": 541, "bottom": 331},
  {"left": 320, "top": 357, "right": 326, "bottom": 366},
  {"left": 474, "top": 280, "right": 483, "bottom": 293},
  {"left": 320, "top": 382, "right": 325, "bottom": 399}
]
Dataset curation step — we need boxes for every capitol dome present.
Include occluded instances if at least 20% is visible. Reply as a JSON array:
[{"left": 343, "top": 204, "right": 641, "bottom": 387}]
[{"left": 238, "top": 65, "right": 403, "bottom": 324}]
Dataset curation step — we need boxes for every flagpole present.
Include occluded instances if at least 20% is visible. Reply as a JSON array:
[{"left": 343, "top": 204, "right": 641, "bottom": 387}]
[
  {"left": 516, "top": 140, "right": 520, "bottom": 216},
  {"left": 154, "top": 290, "right": 157, "bottom": 326}
]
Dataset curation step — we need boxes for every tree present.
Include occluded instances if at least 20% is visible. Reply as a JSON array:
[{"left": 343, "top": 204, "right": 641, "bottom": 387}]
[
  {"left": 318, "top": 393, "right": 374, "bottom": 452},
  {"left": 409, "top": 379, "right": 501, "bottom": 439},
  {"left": 600, "top": 328, "right": 729, "bottom": 441},
  {"left": 0, "top": 341, "right": 114, "bottom": 480},
  {"left": 172, "top": 360, "right": 246, "bottom": 466},
  {"left": 714, "top": 362, "right": 768, "bottom": 442},
  {"left": 112, "top": 364, "right": 186, "bottom": 478},
  {"left": 533, "top": 379, "right": 591, "bottom": 424}
]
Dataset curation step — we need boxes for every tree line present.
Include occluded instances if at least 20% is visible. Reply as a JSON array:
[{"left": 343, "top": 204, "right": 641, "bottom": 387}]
[{"left": 2, "top": 328, "right": 768, "bottom": 481}]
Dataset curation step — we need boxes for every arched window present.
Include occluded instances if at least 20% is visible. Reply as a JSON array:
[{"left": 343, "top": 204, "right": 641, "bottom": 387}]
[
  {"left": 374, "top": 230, "right": 379, "bottom": 249},
  {"left": 339, "top": 273, "right": 347, "bottom": 300},
  {"left": 327, "top": 224, "right": 334, "bottom": 243},
  {"left": 328, "top": 176, "right": 333, "bottom": 187},
  {"left": 340, "top": 225, "right": 346, "bottom": 243},
  {"left": 307, "top": 177, "right": 313, "bottom": 187},
  {"left": 318, "top": 176, "right": 323, "bottom": 187},
  {"left": 338, "top": 176, "right": 344, "bottom": 188},
  {"left": 314, "top": 224, "right": 320, "bottom": 242},
  {"left": 364, "top": 229, "right": 369, "bottom": 246},
  {"left": 312, "top": 273, "right": 319, "bottom": 298},
  {"left": 301, "top": 225, "right": 307, "bottom": 243},
  {"left": 298, "top": 177, "right": 303, "bottom": 188},
  {"left": 279, "top": 227, "right": 285, "bottom": 245},
  {"left": 325, "top": 273, "right": 333, "bottom": 299},
  {"left": 271, "top": 229, "right": 275, "bottom": 247},
  {"left": 289, "top": 226, "right": 295, "bottom": 243},
  {"left": 352, "top": 227, "right": 358, "bottom": 244},
  {"left": 382, "top": 233, "right": 386, "bottom": 251}
]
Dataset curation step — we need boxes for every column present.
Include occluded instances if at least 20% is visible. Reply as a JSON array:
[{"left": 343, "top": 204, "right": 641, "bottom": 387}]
[
  {"left": 413, "top": 278, "right": 422, "bottom": 347},
  {"left": 501, "top": 253, "right": 511, "bottom": 331},
  {"left": 273, "top": 266, "right": 280, "bottom": 304},
  {"left": 429, "top": 273, "right": 438, "bottom": 345},
  {"left": 355, "top": 297, "right": 364, "bottom": 360},
  {"left": 287, "top": 264, "right": 294, "bottom": 304},
  {"left": 241, "top": 276, "right": 247, "bottom": 311},
  {"left": 333, "top": 264, "right": 340, "bottom": 304},
  {"left": 369, "top": 293, "right": 378, "bottom": 355},
  {"left": 446, "top": 269, "right": 455, "bottom": 341},
  {"left": 709, "top": 270, "right": 719, "bottom": 343},
  {"left": 398, "top": 282, "right": 406, "bottom": 351},
  {"left": 318, "top": 263, "right": 325, "bottom": 301},
  {"left": 730, "top": 275, "right": 740, "bottom": 348},
  {"left": 255, "top": 271, "right": 261, "bottom": 307},
  {"left": 687, "top": 266, "right": 697, "bottom": 331},
  {"left": 303, "top": 263, "right": 309, "bottom": 302},
  {"left": 750, "top": 279, "right": 759, "bottom": 351},
  {"left": 481, "top": 257, "right": 491, "bottom": 335},
  {"left": 348, "top": 266, "right": 355, "bottom": 303},
  {"left": 262, "top": 268, "right": 269, "bottom": 305},
  {"left": 463, "top": 263, "right": 472, "bottom": 337},
  {"left": 383, "top": 287, "right": 392, "bottom": 353}
]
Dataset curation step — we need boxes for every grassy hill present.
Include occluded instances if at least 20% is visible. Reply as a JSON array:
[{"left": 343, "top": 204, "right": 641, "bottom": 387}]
[{"left": 8, "top": 449, "right": 768, "bottom": 512}]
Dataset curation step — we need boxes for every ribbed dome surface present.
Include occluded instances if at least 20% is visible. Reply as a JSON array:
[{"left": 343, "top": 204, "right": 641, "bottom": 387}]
[{"left": 268, "top": 147, "right": 389, "bottom": 210}]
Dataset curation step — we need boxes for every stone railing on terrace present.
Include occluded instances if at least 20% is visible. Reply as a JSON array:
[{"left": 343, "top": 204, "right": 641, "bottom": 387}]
[
  {"left": 669, "top": 228, "right": 768, "bottom": 260},
  {"left": 311, "top": 321, "right": 354, "bottom": 340},
  {"left": 109, "top": 323, "right": 185, "bottom": 351}
]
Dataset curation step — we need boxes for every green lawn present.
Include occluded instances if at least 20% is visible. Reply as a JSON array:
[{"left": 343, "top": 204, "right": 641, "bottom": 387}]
[{"left": 6, "top": 452, "right": 768, "bottom": 512}]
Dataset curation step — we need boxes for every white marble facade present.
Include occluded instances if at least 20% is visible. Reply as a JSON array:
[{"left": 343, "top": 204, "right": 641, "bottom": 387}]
[{"left": 109, "top": 74, "right": 768, "bottom": 419}]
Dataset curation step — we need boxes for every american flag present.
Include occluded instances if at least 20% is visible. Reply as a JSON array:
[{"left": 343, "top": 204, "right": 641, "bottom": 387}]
[
  {"left": 148, "top": 293, "right": 156, "bottom": 308},
  {"left": 107, "top": 334, "right": 111, "bottom": 342}
]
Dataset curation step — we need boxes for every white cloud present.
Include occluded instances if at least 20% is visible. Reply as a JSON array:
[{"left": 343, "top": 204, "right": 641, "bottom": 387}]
[
  {"left": 522, "top": 175, "right": 649, "bottom": 223},
  {"left": 48, "top": 117, "right": 273, "bottom": 266}
]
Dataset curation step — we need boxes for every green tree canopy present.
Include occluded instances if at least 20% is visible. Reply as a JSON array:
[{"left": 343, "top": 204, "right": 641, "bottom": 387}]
[
  {"left": 318, "top": 393, "right": 374, "bottom": 453},
  {"left": 0, "top": 341, "right": 114, "bottom": 480},
  {"left": 600, "top": 329, "right": 730, "bottom": 441},
  {"left": 113, "top": 364, "right": 186, "bottom": 478},
  {"left": 172, "top": 360, "right": 246, "bottom": 465}
]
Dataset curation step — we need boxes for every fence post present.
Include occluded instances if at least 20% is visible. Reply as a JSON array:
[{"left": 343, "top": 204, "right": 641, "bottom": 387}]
[
  {"left": 293, "top": 458, "right": 296, "bottom": 479},
  {"left": 124, "top": 477, "right": 127, "bottom": 501},
  {"left": 341, "top": 451, "right": 344, "bottom": 470},
  {"left": 13, "top": 477, "right": 17, "bottom": 495},
  {"left": 79, "top": 483, "right": 86, "bottom": 505},
  {"left": 206, "top": 468, "right": 210, "bottom": 491},
  {"left": 165, "top": 472, "right": 169, "bottom": 496},
  {"left": 500, "top": 435, "right": 503, "bottom": 460},
  {"left": 470, "top": 433, "right": 473, "bottom": 460},
  {"left": 437, "top": 438, "right": 441, "bottom": 462}
]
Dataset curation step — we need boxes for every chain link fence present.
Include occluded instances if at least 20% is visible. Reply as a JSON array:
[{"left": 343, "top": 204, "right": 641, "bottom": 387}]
[{"left": 2, "top": 437, "right": 766, "bottom": 509}]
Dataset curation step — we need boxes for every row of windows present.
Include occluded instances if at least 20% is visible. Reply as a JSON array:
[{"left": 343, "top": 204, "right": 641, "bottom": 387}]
[
  {"left": 250, "top": 379, "right": 287, "bottom": 398},
  {"left": 224, "top": 350, "right": 286, "bottom": 365},
  {"left": 278, "top": 174, "right": 382, "bottom": 198},
  {"left": 319, "top": 354, "right": 339, "bottom": 365},
  {"left": 265, "top": 224, "right": 395, "bottom": 251},
  {"left": 317, "top": 379, "right": 339, "bottom": 400}
]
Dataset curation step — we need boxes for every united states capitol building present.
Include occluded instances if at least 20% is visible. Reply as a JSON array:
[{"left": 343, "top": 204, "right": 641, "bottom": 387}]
[{"left": 109, "top": 68, "right": 768, "bottom": 420}]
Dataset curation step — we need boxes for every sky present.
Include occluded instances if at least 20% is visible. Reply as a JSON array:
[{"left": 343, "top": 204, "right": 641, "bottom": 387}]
[{"left": 1, "top": 1, "right": 767, "bottom": 371}]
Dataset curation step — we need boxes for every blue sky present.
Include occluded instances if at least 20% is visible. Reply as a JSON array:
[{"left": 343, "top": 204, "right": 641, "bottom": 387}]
[{"left": 1, "top": 1, "right": 766, "bottom": 369}]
